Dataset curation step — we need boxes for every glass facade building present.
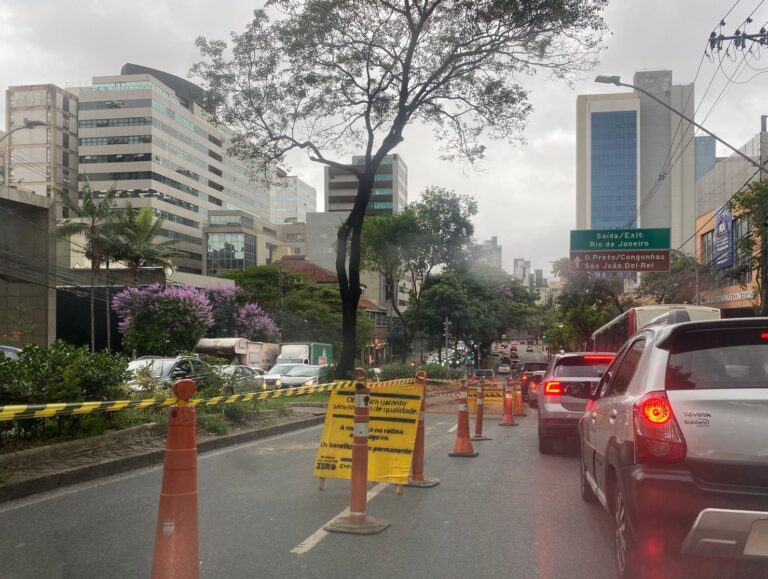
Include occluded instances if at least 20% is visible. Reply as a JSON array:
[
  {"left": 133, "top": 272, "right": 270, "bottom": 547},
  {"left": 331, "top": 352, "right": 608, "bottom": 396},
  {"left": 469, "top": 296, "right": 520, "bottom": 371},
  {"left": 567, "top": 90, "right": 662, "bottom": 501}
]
[
  {"left": 206, "top": 232, "right": 256, "bottom": 276},
  {"left": 590, "top": 111, "right": 637, "bottom": 229}
]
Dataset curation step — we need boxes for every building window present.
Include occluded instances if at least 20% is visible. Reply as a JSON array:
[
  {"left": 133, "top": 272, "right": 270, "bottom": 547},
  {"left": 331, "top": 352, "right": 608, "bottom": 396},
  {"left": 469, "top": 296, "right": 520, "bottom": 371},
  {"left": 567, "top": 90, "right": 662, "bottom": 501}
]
[{"left": 207, "top": 232, "right": 256, "bottom": 275}]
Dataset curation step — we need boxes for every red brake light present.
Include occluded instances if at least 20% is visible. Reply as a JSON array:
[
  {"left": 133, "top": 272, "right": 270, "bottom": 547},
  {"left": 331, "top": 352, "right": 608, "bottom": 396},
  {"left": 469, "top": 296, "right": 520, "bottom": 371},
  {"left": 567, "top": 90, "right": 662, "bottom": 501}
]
[
  {"left": 761, "top": 332, "right": 768, "bottom": 340},
  {"left": 584, "top": 355, "right": 615, "bottom": 362},
  {"left": 633, "top": 391, "right": 686, "bottom": 464},
  {"left": 544, "top": 381, "right": 562, "bottom": 395},
  {"left": 640, "top": 397, "right": 671, "bottom": 424},
  {"left": 521, "top": 374, "right": 529, "bottom": 381}
]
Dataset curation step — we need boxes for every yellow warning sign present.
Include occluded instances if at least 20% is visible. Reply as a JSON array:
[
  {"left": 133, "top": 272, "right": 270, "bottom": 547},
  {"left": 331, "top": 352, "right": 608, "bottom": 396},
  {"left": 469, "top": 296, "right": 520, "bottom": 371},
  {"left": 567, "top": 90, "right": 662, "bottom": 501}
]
[
  {"left": 467, "top": 385, "right": 504, "bottom": 415},
  {"left": 313, "top": 384, "right": 423, "bottom": 485}
]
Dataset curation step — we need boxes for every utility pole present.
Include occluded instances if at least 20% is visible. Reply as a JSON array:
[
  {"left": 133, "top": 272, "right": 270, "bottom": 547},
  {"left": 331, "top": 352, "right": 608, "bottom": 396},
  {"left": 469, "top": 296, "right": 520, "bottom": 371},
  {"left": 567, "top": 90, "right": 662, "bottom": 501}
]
[{"left": 277, "top": 266, "right": 283, "bottom": 348}]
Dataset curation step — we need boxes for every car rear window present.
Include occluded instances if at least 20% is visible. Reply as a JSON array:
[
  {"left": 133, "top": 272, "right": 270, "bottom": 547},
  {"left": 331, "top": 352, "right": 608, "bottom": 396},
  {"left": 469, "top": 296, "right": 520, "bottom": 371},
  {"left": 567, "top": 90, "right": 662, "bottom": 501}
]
[
  {"left": 522, "top": 363, "right": 547, "bottom": 372},
  {"left": 666, "top": 327, "right": 768, "bottom": 390},
  {"left": 553, "top": 356, "right": 611, "bottom": 378}
]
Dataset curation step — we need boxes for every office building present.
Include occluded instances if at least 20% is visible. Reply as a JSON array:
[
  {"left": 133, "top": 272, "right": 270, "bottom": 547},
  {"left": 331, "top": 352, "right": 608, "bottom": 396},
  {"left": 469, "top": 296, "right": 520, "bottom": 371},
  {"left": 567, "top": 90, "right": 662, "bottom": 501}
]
[
  {"left": 271, "top": 174, "right": 316, "bottom": 224},
  {"left": 512, "top": 258, "right": 530, "bottom": 282},
  {"left": 203, "top": 209, "right": 307, "bottom": 276},
  {"left": 324, "top": 153, "right": 407, "bottom": 215},
  {"left": 74, "top": 63, "right": 272, "bottom": 274},
  {"left": 695, "top": 135, "right": 716, "bottom": 182},
  {"left": 5, "top": 84, "right": 79, "bottom": 201},
  {"left": 474, "top": 236, "right": 503, "bottom": 270},
  {"left": 694, "top": 129, "right": 766, "bottom": 316},
  {"left": 576, "top": 70, "right": 695, "bottom": 251}
]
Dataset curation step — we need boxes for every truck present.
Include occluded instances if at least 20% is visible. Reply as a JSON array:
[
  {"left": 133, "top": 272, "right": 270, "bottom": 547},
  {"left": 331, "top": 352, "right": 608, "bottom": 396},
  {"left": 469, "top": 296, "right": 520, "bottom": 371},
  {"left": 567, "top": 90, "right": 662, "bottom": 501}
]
[
  {"left": 275, "top": 342, "right": 333, "bottom": 365},
  {"left": 195, "top": 338, "right": 279, "bottom": 370}
]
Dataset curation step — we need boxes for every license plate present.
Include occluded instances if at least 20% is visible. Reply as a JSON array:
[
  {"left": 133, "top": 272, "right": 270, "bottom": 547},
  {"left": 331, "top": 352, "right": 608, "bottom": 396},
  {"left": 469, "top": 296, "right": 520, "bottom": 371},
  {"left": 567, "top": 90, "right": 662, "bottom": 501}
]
[{"left": 744, "top": 519, "right": 768, "bottom": 557}]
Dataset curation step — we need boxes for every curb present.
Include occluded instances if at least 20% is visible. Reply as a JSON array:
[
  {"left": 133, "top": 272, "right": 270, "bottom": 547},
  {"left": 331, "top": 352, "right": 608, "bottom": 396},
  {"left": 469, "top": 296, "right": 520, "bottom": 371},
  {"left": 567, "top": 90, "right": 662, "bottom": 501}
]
[{"left": 0, "top": 414, "right": 326, "bottom": 504}]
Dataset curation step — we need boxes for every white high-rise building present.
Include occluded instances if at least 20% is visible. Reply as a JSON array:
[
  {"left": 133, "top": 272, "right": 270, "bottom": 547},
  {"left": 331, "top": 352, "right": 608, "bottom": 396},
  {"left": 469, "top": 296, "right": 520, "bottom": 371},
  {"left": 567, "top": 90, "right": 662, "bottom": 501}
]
[
  {"left": 271, "top": 174, "right": 316, "bottom": 224},
  {"left": 576, "top": 70, "right": 696, "bottom": 251}
]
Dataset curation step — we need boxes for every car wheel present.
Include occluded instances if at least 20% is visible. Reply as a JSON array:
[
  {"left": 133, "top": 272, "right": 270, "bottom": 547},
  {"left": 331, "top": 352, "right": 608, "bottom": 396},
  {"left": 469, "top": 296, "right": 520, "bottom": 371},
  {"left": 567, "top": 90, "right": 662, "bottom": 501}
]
[
  {"left": 538, "top": 431, "right": 555, "bottom": 454},
  {"left": 579, "top": 455, "right": 597, "bottom": 504},
  {"left": 614, "top": 488, "right": 645, "bottom": 579}
]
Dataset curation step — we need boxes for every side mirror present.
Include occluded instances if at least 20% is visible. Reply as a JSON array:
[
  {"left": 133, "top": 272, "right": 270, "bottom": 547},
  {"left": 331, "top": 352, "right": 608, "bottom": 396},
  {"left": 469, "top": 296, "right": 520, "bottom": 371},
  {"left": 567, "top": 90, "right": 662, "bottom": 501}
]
[
  {"left": 172, "top": 368, "right": 188, "bottom": 379},
  {"left": 564, "top": 382, "right": 591, "bottom": 399}
]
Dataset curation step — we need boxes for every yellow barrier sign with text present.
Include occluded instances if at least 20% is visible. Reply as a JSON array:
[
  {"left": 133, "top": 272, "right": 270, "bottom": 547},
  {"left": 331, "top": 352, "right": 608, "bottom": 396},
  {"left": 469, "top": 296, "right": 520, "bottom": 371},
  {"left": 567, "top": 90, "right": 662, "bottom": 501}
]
[
  {"left": 467, "top": 385, "right": 504, "bottom": 414},
  {"left": 313, "top": 384, "right": 423, "bottom": 485}
]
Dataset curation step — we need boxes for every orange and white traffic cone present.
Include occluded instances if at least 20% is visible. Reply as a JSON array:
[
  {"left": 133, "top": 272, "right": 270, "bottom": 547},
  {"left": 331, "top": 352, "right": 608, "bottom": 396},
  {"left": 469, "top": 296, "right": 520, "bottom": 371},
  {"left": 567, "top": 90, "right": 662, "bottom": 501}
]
[
  {"left": 449, "top": 379, "right": 479, "bottom": 457},
  {"left": 514, "top": 384, "right": 527, "bottom": 417},
  {"left": 325, "top": 368, "right": 390, "bottom": 534},
  {"left": 472, "top": 379, "right": 492, "bottom": 440},
  {"left": 409, "top": 371, "right": 440, "bottom": 488},
  {"left": 500, "top": 377, "right": 518, "bottom": 427},
  {"left": 151, "top": 379, "right": 199, "bottom": 579}
]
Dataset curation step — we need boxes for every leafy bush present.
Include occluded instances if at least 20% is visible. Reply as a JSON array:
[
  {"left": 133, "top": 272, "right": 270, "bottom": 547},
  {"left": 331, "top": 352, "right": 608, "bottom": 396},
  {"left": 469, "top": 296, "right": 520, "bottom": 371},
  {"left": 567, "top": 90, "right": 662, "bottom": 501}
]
[
  {"left": 223, "top": 403, "right": 249, "bottom": 425},
  {"left": 200, "top": 414, "right": 228, "bottom": 435},
  {"left": 0, "top": 342, "right": 130, "bottom": 405},
  {"left": 378, "top": 362, "right": 461, "bottom": 381}
]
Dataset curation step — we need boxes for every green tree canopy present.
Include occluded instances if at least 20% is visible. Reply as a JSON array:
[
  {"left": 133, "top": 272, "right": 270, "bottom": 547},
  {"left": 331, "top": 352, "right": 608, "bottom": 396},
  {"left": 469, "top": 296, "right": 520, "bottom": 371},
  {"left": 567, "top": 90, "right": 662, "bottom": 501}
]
[{"left": 192, "top": 0, "right": 608, "bottom": 376}]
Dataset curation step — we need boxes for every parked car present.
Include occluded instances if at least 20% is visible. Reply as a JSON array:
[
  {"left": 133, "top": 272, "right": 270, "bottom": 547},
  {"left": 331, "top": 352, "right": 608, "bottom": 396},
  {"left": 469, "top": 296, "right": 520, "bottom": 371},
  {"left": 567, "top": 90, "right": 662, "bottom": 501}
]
[
  {"left": 262, "top": 363, "right": 302, "bottom": 390},
  {"left": 127, "top": 356, "right": 208, "bottom": 392},
  {"left": 212, "top": 364, "right": 264, "bottom": 393},
  {"left": 0, "top": 345, "right": 21, "bottom": 360},
  {"left": 497, "top": 363, "right": 511, "bottom": 375},
  {"left": 578, "top": 317, "right": 768, "bottom": 577},
  {"left": 279, "top": 364, "right": 325, "bottom": 388},
  {"left": 518, "top": 362, "right": 549, "bottom": 401},
  {"left": 471, "top": 368, "right": 495, "bottom": 381},
  {"left": 537, "top": 352, "right": 614, "bottom": 453},
  {"left": 527, "top": 370, "right": 546, "bottom": 408}
]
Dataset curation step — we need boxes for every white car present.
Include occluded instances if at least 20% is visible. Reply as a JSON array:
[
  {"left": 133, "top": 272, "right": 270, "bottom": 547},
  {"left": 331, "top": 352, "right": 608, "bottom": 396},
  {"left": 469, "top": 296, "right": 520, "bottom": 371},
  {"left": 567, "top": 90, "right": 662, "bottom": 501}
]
[
  {"left": 497, "top": 363, "right": 511, "bottom": 374},
  {"left": 578, "top": 317, "right": 768, "bottom": 578}
]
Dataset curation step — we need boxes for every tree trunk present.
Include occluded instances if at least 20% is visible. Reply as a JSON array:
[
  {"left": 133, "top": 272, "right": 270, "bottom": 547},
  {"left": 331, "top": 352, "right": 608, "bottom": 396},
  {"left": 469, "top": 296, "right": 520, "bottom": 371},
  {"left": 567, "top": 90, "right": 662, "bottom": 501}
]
[
  {"left": 761, "top": 239, "right": 768, "bottom": 316},
  {"left": 335, "top": 174, "right": 374, "bottom": 378},
  {"left": 105, "top": 261, "right": 111, "bottom": 350},
  {"left": 90, "top": 268, "right": 96, "bottom": 353}
]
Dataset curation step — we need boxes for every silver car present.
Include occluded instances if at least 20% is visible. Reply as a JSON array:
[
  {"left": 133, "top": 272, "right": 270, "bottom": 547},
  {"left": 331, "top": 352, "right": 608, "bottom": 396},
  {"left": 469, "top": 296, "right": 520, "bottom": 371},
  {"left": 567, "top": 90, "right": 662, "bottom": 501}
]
[
  {"left": 537, "top": 352, "right": 615, "bottom": 454},
  {"left": 578, "top": 317, "right": 768, "bottom": 578},
  {"left": 262, "top": 363, "right": 302, "bottom": 390}
]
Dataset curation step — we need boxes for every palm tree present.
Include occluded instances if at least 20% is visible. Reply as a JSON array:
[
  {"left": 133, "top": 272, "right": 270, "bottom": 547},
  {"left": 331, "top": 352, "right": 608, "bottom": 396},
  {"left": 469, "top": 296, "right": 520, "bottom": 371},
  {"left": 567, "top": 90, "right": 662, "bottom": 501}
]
[
  {"left": 56, "top": 177, "right": 121, "bottom": 352},
  {"left": 114, "top": 205, "right": 180, "bottom": 285}
]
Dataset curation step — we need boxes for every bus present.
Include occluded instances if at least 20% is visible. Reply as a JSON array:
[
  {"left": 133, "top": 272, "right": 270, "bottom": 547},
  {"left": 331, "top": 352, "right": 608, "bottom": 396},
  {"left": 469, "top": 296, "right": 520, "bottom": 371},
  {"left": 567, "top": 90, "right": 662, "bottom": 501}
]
[{"left": 590, "top": 305, "right": 721, "bottom": 353}]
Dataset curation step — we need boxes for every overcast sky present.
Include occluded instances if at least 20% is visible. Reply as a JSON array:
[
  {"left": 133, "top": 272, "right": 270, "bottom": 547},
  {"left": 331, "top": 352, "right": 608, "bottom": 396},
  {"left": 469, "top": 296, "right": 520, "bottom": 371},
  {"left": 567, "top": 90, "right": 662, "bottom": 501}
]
[{"left": 0, "top": 0, "right": 765, "bottom": 276}]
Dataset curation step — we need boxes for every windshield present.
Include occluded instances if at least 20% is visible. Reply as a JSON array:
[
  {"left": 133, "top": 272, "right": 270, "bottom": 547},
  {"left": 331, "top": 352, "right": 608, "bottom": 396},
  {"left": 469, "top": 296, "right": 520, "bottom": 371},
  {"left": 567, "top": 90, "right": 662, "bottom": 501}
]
[
  {"left": 522, "top": 364, "right": 547, "bottom": 373},
  {"left": 128, "top": 359, "right": 176, "bottom": 378},
  {"left": 268, "top": 364, "right": 298, "bottom": 375},
  {"left": 285, "top": 365, "right": 321, "bottom": 377}
]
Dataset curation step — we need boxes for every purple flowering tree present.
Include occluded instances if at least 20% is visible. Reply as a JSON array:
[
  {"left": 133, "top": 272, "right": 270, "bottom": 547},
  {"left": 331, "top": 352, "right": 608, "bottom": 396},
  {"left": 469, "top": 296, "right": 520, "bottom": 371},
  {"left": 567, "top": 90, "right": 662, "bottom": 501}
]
[
  {"left": 112, "top": 284, "right": 214, "bottom": 356},
  {"left": 206, "top": 286, "right": 278, "bottom": 341}
]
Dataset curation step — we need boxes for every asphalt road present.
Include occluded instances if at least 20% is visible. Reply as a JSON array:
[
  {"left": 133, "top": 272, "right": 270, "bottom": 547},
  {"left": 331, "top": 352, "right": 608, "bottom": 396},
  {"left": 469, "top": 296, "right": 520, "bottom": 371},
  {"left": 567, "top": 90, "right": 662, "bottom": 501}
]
[{"left": 0, "top": 398, "right": 625, "bottom": 579}]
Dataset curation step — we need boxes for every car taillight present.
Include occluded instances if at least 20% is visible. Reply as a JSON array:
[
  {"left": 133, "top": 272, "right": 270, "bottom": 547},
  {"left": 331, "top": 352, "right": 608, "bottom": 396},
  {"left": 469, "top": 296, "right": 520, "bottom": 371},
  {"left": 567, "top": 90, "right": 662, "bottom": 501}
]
[
  {"left": 521, "top": 374, "right": 529, "bottom": 381},
  {"left": 633, "top": 391, "right": 686, "bottom": 464},
  {"left": 544, "top": 381, "right": 562, "bottom": 395}
]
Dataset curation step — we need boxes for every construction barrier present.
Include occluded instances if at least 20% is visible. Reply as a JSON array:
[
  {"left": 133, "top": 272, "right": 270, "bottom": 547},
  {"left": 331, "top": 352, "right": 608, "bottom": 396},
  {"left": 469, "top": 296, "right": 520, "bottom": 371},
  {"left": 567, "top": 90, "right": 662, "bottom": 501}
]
[
  {"left": 324, "top": 369, "right": 390, "bottom": 535},
  {"left": 408, "top": 371, "right": 439, "bottom": 488},
  {"left": 313, "top": 379, "right": 423, "bottom": 485},
  {"left": 466, "top": 383, "right": 504, "bottom": 415},
  {"left": 0, "top": 378, "right": 418, "bottom": 422},
  {"left": 514, "top": 385, "right": 527, "bottom": 417},
  {"left": 151, "top": 379, "right": 199, "bottom": 579},
  {"left": 448, "top": 379, "right": 478, "bottom": 458}
]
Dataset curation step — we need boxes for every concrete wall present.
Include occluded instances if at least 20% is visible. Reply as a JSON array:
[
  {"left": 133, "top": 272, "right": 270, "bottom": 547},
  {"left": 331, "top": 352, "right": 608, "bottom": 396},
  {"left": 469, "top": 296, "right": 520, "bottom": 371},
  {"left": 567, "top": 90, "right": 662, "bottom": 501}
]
[{"left": 0, "top": 186, "right": 56, "bottom": 346}]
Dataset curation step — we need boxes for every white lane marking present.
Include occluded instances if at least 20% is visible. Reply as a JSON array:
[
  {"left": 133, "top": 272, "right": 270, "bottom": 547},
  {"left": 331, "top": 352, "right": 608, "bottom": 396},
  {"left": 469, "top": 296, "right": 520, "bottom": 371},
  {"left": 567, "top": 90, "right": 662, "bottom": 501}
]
[
  {"left": 448, "top": 424, "right": 458, "bottom": 433},
  {"left": 0, "top": 424, "right": 324, "bottom": 515},
  {"left": 291, "top": 483, "right": 388, "bottom": 555}
]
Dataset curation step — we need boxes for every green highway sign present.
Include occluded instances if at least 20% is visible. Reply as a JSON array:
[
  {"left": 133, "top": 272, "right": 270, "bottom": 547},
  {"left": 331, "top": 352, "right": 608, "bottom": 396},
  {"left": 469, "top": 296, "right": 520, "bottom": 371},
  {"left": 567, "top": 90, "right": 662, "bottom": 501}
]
[{"left": 570, "top": 228, "right": 670, "bottom": 251}]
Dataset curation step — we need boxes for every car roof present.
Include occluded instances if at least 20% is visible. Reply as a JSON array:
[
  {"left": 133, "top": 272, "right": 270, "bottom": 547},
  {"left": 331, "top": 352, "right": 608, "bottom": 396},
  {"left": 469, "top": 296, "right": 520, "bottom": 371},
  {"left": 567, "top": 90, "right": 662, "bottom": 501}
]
[{"left": 651, "top": 317, "right": 768, "bottom": 348}]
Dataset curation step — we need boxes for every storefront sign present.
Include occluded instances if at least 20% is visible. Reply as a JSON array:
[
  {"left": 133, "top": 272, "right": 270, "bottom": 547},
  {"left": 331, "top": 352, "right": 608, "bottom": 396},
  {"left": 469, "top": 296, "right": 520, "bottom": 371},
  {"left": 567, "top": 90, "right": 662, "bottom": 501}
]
[{"left": 713, "top": 208, "right": 733, "bottom": 268}]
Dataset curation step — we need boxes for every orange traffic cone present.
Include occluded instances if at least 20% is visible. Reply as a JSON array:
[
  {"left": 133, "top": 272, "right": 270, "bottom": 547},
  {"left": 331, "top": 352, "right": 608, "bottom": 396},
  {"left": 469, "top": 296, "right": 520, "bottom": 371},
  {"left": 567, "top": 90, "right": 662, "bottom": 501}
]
[
  {"left": 151, "top": 379, "right": 199, "bottom": 579},
  {"left": 472, "top": 379, "right": 492, "bottom": 441},
  {"left": 409, "top": 371, "right": 440, "bottom": 487},
  {"left": 449, "top": 379, "right": 478, "bottom": 457},
  {"left": 500, "top": 377, "right": 518, "bottom": 427},
  {"left": 325, "top": 369, "right": 390, "bottom": 534},
  {"left": 514, "top": 385, "right": 527, "bottom": 417}
]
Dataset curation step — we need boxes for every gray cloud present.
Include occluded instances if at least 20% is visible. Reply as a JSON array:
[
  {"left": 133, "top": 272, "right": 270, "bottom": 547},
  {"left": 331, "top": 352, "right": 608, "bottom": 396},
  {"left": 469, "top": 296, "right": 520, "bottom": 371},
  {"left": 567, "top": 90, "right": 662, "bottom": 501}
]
[{"left": 1, "top": 0, "right": 765, "bottom": 275}]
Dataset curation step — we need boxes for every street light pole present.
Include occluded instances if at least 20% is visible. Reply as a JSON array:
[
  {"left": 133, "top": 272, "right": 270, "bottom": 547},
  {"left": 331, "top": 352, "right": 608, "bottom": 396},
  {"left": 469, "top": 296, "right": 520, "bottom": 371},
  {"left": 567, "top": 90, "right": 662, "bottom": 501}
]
[{"left": 0, "top": 118, "right": 47, "bottom": 145}]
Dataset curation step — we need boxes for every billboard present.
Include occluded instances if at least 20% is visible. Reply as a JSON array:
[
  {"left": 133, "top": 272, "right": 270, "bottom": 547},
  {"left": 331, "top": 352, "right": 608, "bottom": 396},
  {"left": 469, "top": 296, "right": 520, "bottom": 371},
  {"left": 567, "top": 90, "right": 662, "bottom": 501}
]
[{"left": 713, "top": 208, "right": 733, "bottom": 268}]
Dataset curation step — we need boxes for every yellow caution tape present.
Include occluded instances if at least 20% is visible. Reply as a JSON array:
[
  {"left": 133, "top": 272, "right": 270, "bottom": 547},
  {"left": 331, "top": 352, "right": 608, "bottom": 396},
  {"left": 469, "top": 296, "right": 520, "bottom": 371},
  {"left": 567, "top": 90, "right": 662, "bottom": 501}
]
[{"left": 0, "top": 378, "right": 416, "bottom": 422}]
